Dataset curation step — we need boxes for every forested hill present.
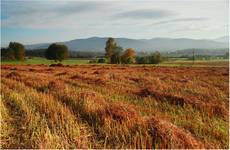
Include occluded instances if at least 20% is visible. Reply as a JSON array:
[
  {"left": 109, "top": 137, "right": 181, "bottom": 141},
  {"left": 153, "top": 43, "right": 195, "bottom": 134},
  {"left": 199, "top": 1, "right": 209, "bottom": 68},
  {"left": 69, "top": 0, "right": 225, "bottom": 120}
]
[{"left": 25, "top": 36, "right": 228, "bottom": 52}]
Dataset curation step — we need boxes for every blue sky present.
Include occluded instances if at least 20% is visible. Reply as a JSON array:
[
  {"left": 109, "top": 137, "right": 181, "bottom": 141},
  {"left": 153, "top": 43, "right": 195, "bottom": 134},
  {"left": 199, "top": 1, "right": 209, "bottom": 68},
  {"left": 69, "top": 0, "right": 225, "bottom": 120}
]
[{"left": 1, "top": 0, "right": 229, "bottom": 46}]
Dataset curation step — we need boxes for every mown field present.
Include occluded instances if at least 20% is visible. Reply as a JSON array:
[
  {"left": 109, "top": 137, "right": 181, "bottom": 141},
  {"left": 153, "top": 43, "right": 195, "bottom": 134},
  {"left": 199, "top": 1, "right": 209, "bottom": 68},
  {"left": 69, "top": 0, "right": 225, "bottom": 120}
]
[{"left": 0, "top": 62, "right": 229, "bottom": 148}]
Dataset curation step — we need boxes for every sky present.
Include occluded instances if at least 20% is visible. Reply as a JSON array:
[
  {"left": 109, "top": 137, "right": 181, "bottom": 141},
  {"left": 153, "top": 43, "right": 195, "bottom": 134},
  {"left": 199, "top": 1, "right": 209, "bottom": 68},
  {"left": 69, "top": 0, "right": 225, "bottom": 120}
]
[{"left": 1, "top": 0, "right": 229, "bottom": 46}]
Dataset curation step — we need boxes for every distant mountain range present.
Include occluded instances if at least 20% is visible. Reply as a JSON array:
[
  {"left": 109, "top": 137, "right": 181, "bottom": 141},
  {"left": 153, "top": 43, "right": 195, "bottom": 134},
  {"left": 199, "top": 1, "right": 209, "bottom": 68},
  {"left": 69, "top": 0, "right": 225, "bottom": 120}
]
[
  {"left": 213, "top": 36, "right": 229, "bottom": 43},
  {"left": 25, "top": 36, "right": 229, "bottom": 52},
  {"left": 168, "top": 48, "right": 228, "bottom": 57}
]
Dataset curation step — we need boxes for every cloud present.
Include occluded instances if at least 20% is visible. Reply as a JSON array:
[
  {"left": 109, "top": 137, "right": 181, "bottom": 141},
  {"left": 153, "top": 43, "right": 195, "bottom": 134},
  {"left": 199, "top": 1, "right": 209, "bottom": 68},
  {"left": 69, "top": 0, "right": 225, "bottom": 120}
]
[
  {"left": 114, "top": 9, "right": 175, "bottom": 20},
  {"left": 151, "top": 17, "right": 208, "bottom": 26},
  {"left": 55, "top": 1, "right": 106, "bottom": 15},
  {"left": 1, "top": 0, "right": 228, "bottom": 44},
  {"left": 1, "top": 0, "right": 107, "bottom": 28},
  {"left": 1, "top": 0, "right": 105, "bottom": 16}
]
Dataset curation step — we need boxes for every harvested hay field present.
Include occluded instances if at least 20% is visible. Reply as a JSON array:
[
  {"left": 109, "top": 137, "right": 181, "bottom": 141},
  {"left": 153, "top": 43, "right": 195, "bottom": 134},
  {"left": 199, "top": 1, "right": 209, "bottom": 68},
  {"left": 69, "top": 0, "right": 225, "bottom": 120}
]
[{"left": 0, "top": 64, "right": 229, "bottom": 149}]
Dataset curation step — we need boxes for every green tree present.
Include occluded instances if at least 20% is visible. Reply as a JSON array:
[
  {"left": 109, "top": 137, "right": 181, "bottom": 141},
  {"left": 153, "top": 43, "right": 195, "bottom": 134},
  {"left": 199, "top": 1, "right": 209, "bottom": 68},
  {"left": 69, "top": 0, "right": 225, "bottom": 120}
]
[
  {"left": 105, "top": 38, "right": 117, "bottom": 63},
  {"left": 121, "top": 48, "right": 136, "bottom": 64},
  {"left": 136, "top": 56, "right": 149, "bottom": 64},
  {"left": 110, "top": 46, "right": 123, "bottom": 64},
  {"left": 149, "top": 51, "right": 162, "bottom": 64},
  {"left": 45, "top": 43, "right": 69, "bottom": 62},
  {"left": 8, "top": 42, "right": 25, "bottom": 61},
  {"left": 1, "top": 48, "right": 15, "bottom": 60}
]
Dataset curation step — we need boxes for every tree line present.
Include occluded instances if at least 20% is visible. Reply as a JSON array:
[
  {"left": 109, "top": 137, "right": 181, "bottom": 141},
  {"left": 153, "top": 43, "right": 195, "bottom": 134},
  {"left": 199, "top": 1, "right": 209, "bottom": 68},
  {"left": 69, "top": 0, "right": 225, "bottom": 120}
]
[
  {"left": 1, "top": 38, "right": 163, "bottom": 64},
  {"left": 105, "top": 37, "right": 163, "bottom": 64},
  {"left": 1, "top": 42, "right": 69, "bottom": 62},
  {"left": 26, "top": 49, "right": 104, "bottom": 59}
]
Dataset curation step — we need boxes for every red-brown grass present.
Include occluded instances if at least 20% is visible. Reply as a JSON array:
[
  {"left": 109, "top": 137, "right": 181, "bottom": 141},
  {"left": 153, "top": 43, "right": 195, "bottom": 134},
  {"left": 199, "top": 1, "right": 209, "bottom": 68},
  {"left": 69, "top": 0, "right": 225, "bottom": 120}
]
[
  {"left": 98, "top": 103, "right": 139, "bottom": 122},
  {"left": 133, "top": 86, "right": 228, "bottom": 117},
  {"left": 1, "top": 64, "right": 228, "bottom": 149},
  {"left": 6, "top": 71, "right": 22, "bottom": 80},
  {"left": 146, "top": 117, "right": 204, "bottom": 149}
]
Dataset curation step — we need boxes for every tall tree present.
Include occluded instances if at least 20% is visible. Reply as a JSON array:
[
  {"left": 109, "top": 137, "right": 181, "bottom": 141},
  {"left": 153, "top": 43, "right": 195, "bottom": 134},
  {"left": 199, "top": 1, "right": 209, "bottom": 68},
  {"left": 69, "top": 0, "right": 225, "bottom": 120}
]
[
  {"left": 45, "top": 43, "right": 69, "bottom": 62},
  {"left": 121, "top": 48, "right": 136, "bottom": 64},
  {"left": 111, "top": 46, "right": 123, "bottom": 64},
  {"left": 8, "top": 42, "right": 25, "bottom": 61},
  {"left": 105, "top": 38, "right": 117, "bottom": 63}
]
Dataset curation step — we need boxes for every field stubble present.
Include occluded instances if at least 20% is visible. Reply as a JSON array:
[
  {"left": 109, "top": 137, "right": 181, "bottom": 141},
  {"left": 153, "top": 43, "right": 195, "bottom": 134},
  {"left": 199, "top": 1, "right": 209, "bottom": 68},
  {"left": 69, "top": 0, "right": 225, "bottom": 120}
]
[{"left": 0, "top": 64, "right": 229, "bottom": 149}]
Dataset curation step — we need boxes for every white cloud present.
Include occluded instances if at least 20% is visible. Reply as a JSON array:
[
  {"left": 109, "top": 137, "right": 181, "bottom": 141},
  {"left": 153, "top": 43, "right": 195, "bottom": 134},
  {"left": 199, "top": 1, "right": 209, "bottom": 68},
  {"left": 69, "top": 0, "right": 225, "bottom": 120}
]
[{"left": 1, "top": 0, "right": 228, "bottom": 43}]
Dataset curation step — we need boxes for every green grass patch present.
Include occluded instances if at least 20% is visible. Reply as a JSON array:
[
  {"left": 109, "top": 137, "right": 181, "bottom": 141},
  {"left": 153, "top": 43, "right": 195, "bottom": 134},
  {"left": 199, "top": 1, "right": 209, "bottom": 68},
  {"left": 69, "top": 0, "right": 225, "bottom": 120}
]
[
  {"left": 1, "top": 57, "right": 228, "bottom": 67},
  {"left": 1, "top": 57, "right": 90, "bottom": 65}
]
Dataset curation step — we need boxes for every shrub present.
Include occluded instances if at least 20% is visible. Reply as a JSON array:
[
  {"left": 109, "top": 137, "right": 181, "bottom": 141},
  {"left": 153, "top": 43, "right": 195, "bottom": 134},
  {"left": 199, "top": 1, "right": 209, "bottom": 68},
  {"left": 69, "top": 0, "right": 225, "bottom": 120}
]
[
  {"left": 136, "top": 52, "right": 163, "bottom": 64},
  {"left": 149, "top": 51, "right": 162, "bottom": 64},
  {"left": 89, "top": 59, "right": 97, "bottom": 63},
  {"left": 136, "top": 56, "right": 149, "bottom": 64},
  {"left": 97, "top": 58, "right": 106, "bottom": 63}
]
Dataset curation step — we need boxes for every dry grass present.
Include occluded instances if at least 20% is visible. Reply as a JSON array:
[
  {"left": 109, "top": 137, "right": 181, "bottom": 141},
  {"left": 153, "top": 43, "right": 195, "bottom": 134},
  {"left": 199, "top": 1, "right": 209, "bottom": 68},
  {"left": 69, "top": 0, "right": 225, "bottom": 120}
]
[{"left": 0, "top": 64, "right": 229, "bottom": 148}]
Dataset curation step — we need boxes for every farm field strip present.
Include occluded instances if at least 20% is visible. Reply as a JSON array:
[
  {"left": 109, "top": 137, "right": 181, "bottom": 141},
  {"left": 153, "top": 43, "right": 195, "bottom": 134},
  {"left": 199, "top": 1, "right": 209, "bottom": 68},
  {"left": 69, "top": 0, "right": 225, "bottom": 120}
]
[
  {"left": 1, "top": 79, "right": 91, "bottom": 148},
  {"left": 3, "top": 65, "right": 227, "bottom": 118},
  {"left": 2, "top": 66, "right": 228, "bottom": 119},
  {"left": 0, "top": 64, "right": 229, "bottom": 148},
  {"left": 1, "top": 78, "right": 203, "bottom": 149}
]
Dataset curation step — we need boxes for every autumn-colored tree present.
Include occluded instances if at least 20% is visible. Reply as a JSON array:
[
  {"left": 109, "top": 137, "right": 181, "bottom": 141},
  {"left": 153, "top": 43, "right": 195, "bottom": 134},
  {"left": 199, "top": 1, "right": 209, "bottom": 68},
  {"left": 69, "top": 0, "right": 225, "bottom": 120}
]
[
  {"left": 105, "top": 38, "right": 117, "bottom": 63},
  {"left": 121, "top": 48, "right": 136, "bottom": 64}
]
